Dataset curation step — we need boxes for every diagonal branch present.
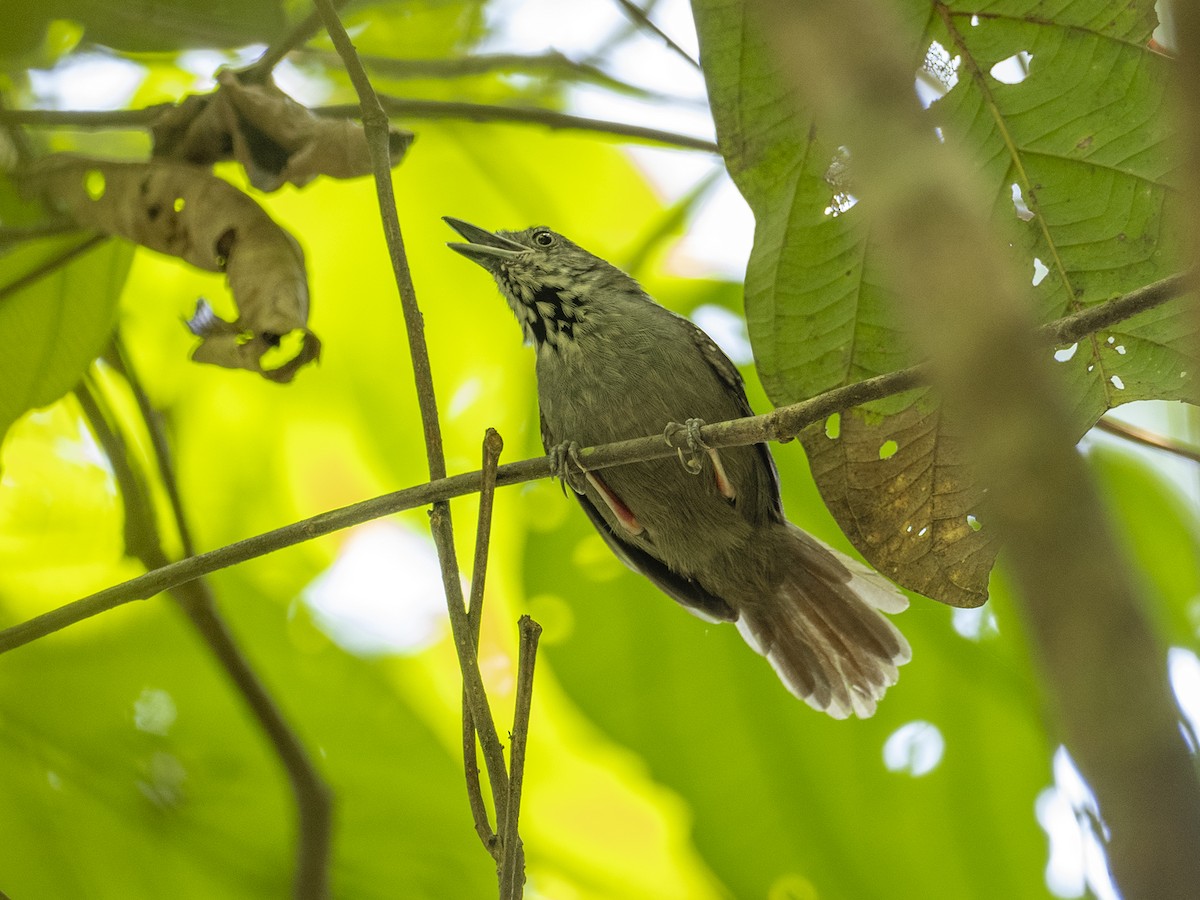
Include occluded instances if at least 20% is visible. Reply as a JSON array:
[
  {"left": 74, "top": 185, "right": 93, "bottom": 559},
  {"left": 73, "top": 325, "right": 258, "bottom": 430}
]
[
  {"left": 311, "top": 0, "right": 512, "bottom": 830},
  {"left": 0, "top": 272, "right": 1189, "bottom": 656}
]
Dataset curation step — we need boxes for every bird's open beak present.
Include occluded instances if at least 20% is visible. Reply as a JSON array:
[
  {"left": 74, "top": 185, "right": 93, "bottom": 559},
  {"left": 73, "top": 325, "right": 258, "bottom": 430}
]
[{"left": 444, "top": 217, "right": 525, "bottom": 265}]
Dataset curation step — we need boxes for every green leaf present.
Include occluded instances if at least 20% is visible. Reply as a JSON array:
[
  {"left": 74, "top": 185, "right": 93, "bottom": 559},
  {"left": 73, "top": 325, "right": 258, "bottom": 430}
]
[
  {"left": 0, "top": 234, "right": 132, "bottom": 447},
  {"left": 0, "top": 0, "right": 287, "bottom": 59},
  {"left": 691, "top": 0, "right": 1191, "bottom": 605}
]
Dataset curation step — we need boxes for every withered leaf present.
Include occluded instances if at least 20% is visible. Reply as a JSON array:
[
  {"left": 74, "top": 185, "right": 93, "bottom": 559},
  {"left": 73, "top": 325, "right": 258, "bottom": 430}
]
[
  {"left": 21, "top": 154, "right": 318, "bottom": 382},
  {"left": 153, "top": 69, "right": 413, "bottom": 191}
]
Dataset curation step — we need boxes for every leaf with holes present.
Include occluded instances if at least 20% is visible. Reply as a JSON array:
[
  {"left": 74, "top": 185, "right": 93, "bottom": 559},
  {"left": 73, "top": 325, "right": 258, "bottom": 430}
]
[
  {"left": 19, "top": 155, "right": 319, "bottom": 382},
  {"left": 693, "top": 0, "right": 1190, "bottom": 606}
]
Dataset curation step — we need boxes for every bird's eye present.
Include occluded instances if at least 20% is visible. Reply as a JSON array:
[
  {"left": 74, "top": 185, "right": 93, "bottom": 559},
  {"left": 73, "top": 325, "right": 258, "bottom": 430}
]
[{"left": 533, "top": 231, "right": 555, "bottom": 247}]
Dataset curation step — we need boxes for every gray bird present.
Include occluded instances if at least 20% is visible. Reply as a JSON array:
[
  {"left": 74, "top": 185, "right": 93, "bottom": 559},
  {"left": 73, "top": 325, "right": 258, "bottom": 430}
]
[{"left": 445, "top": 218, "right": 910, "bottom": 717}]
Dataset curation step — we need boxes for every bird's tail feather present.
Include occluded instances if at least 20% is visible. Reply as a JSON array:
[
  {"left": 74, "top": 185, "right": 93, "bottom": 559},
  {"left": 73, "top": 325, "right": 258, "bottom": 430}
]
[{"left": 735, "top": 524, "right": 911, "bottom": 718}]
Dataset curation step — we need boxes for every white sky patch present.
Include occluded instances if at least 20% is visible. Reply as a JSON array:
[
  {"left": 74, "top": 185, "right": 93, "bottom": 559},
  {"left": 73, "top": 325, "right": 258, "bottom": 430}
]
[
  {"left": 1169, "top": 647, "right": 1200, "bottom": 750},
  {"left": 302, "top": 521, "right": 447, "bottom": 655},
  {"left": 951, "top": 605, "right": 999, "bottom": 640},
  {"left": 1036, "top": 746, "right": 1119, "bottom": 900},
  {"left": 883, "top": 720, "right": 945, "bottom": 776},
  {"left": 29, "top": 52, "right": 145, "bottom": 110},
  {"left": 691, "top": 304, "right": 753, "bottom": 365}
]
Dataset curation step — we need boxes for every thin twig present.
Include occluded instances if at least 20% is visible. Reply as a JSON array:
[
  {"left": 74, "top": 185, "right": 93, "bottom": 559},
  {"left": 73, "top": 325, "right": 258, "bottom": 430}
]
[
  {"left": 1094, "top": 417, "right": 1200, "bottom": 464},
  {"left": 499, "top": 616, "right": 542, "bottom": 900},
  {"left": 239, "top": 0, "right": 352, "bottom": 82},
  {"left": 610, "top": 0, "right": 701, "bottom": 70},
  {"left": 78, "top": 362, "right": 332, "bottom": 900},
  {"left": 0, "top": 102, "right": 718, "bottom": 153},
  {"left": 0, "top": 272, "right": 1188, "bottom": 654},
  {"left": 311, "top": 0, "right": 513, "bottom": 822},
  {"left": 306, "top": 49, "right": 672, "bottom": 100},
  {"left": 463, "top": 429, "right": 505, "bottom": 856},
  {"left": 0, "top": 234, "right": 108, "bottom": 302}
]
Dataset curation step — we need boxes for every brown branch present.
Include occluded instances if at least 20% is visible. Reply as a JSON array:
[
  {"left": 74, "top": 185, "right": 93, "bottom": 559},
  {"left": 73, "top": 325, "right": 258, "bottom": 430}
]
[
  {"left": 610, "top": 0, "right": 701, "bottom": 70},
  {"left": 1094, "top": 417, "right": 1200, "bottom": 464},
  {"left": 78, "top": 360, "right": 332, "bottom": 900},
  {"left": 238, "top": 0, "right": 352, "bottom": 83},
  {"left": 306, "top": 49, "right": 672, "bottom": 100},
  {"left": 311, "top": 0, "right": 513, "bottom": 834},
  {"left": 498, "top": 616, "right": 542, "bottom": 900},
  {"left": 463, "top": 429, "right": 505, "bottom": 857},
  {"left": 336, "top": 98, "right": 718, "bottom": 152},
  {"left": 0, "top": 271, "right": 1188, "bottom": 656},
  {"left": 0, "top": 101, "right": 718, "bottom": 153}
]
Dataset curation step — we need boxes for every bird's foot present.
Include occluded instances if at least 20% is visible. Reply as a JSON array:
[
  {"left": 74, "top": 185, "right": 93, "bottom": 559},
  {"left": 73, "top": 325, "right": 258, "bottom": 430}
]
[
  {"left": 548, "top": 440, "right": 589, "bottom": 495},
  {"left": 664, "top": 418, "right": 737, "bottom": 500},
  {"left": 664, "top": 418, "right": 707, "bottom": 475}
]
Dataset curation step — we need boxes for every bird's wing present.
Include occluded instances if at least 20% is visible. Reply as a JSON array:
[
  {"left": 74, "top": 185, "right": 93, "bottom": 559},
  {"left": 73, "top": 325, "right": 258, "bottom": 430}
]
[
  {"left": 572, "top": 488, "right": 738, "bottom": 622},
  {"left": 680, "top": 315, "right": 783, "bottom": 515}
]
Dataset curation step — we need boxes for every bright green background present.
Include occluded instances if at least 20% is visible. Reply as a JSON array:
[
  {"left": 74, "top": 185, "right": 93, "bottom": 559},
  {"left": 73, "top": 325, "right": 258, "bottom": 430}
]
[{"left": 1, "top": 1, "right": 1197, "bottom": 898}]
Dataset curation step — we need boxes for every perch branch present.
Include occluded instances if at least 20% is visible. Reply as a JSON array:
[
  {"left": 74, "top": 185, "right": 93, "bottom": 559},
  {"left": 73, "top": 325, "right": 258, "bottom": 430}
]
[{"left": 0, "top": 272, "right": 1188, "bottom": 655}]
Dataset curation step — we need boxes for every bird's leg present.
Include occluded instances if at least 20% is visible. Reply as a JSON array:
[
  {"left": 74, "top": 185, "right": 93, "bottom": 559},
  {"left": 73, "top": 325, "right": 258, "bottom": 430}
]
[
  {"left": 664, "top": 418, "right": 737, "bottom": 501},
  {"left": 549, "top": 440, "right": 643, "bottom": 535}
]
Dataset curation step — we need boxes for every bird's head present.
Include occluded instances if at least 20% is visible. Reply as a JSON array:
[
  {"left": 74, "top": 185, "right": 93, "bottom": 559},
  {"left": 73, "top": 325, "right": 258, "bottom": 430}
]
[{"left": 444, "top": 217, "right": 635, "bottom": 351}]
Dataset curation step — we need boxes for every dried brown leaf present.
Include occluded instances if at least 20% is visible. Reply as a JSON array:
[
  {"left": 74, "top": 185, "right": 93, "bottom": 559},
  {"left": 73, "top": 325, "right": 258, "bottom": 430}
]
[
  {"left": 152, "top": 69, "right": 413, "bottom": 191},
  {"left": 21, "top": 154, "right": 319, "bottom": 382}
]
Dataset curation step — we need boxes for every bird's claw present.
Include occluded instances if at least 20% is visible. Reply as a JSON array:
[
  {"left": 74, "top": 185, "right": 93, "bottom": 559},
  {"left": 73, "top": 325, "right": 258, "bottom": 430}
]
[
  {"left": 664, "top": 418, "right": 707, "bottom": 475},
  {"left": 549, "top": 440, "right": 589, "bottom": 495},
  {"left": 664, "top": 417, "right": 738, "bottom": 500}
]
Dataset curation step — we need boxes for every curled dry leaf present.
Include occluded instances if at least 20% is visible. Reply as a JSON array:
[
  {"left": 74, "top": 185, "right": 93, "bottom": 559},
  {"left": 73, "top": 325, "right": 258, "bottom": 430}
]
[
  {"left": 153, "top": 69, "right": 414, "bottom": 191},
  {"left": 21, "top": 154, "right": 320, "bottom": 382}
]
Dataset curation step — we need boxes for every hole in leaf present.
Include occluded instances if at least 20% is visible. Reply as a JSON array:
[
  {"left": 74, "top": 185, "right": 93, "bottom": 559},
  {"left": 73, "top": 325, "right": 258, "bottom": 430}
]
[
  {"left": 1115, "top": 344, "right": 1126, "bottom": 355},
  {"left": 967, "top": 514, "right": 982, "bottom": 532},
  {"left": 1032, "top": 257, "right": 1049, "bottom": 286},
  {"left": 917, "top": 526, "right": 928, "bottom": 538},
  {"left": 1110, "top": 374, "right": 1125, "bottom": 390},
  {"left": 173, "top": 196, "right": 186, "bottom": 212},
  {"left": 84, "top": 169, "right": 106, "bottom": 201},
  {"left": 822, "top": 147, "right": 857, "bottom": 216},
  {"left": 878, "top": 439, "right": 898, "bottom": 460},
  {"left": 970, "top": 14, "right": 980, "bottom": 26},
  {"left": 918, "top": 40, "right": 960, "bottom": 101},
  {"left": 991, "top": 51, "right": 1033, "bottom": 84},
  {"left": 1011, "top": 183, "right": 1034, "bottom": 221},
  {"left": 1054, "top": 343, "right": 1078, "bottom": 362},
  {"left": 824, "top": 413, "right": 841, "bottom": 440}
]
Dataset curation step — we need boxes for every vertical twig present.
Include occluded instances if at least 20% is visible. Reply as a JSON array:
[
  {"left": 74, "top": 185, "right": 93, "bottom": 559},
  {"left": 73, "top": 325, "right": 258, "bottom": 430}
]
[
  {"left": 310, "top": 0, "right": 513, "bottom": 848},
  {"left": 463, "top": 428, "right": 505, "bottom": 855},
  {"left": 80, "top": 361, "right": 333, "bottom": 900},
  {"left": 499, "top": 616, "right": 542, "bottom": 900}
]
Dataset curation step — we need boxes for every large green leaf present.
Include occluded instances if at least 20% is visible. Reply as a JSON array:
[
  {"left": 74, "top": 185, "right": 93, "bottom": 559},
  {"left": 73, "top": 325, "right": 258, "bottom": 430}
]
[
  {"left": 0, "top": 233, "right": 133, "bottom": 447},
  {"left": 692, "top": 0, "right": 1193, "bottom": 606},
  {"left": 0, "top": 0, "right": 287, "bottom": 59}
]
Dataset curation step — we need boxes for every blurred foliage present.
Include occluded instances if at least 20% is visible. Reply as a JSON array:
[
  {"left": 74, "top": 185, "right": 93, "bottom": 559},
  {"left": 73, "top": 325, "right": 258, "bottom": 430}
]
[{"left": 1, "top": 1, "right": 1198, "bottom": 899}]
